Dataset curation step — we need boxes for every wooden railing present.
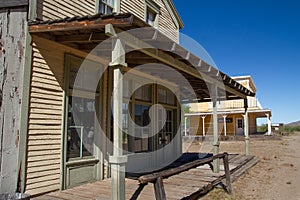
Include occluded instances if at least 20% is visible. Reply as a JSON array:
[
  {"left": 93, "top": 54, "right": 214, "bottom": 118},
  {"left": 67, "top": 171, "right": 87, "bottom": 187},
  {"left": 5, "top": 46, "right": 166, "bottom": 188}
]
[{"left": 137, "top": 153, "right": 232, "bottom": 200}]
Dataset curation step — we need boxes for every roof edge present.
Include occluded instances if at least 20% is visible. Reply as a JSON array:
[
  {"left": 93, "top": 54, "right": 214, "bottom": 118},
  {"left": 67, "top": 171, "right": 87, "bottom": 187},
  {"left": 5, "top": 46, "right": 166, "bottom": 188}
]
[{"left": 163, "top": 0, "right": 184, "bottom": 29}]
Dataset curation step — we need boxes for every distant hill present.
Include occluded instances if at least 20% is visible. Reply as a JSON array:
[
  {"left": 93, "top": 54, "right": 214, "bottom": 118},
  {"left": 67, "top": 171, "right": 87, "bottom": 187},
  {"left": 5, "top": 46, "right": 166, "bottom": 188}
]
[{"left": 286, "top": 120, "right": 300, "bottom": 126}]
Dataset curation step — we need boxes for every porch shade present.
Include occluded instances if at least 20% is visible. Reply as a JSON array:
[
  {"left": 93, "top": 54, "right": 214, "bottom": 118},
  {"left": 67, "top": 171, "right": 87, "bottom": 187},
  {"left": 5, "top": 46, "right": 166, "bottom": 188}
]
[{"left": 28, "top": 13, "right": 255, "bottom": 102}]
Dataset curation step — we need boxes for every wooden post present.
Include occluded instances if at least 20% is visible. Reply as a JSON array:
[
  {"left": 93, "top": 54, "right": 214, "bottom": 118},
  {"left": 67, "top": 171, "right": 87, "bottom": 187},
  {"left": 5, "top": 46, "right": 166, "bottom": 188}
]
[
  {"left": 211, "top": 85, "right": 220, "bottom": 173},
  {"left": 223, "top": 115, "right": 227, "bottom": 136},
  {"left": 184, "top": 116, "right": 188, "bottom": 136},
  {"left": 201, "top": 115, "right": 206, "bottom": 136},
  {"left": 244, "top": 98, "right": 250, "bottom": 156},
  {"left": 106, "top": 24, "right": 128, "bottom": 200},
  {"left": 266, "top": 113, "right": 271, "bottom": 135},
  {"left": 154, "top": 177, "right": 166, "bottom": 200},
  {"left": 223, "top": 153, "right": 232, "bottom": 194}
]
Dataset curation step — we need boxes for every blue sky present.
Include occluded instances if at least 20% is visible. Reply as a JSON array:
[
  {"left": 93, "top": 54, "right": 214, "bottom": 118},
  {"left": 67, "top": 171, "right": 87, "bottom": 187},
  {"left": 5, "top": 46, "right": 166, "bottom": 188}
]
[{"left": 173, "top": 0, "right": 300, "bottom": 124}]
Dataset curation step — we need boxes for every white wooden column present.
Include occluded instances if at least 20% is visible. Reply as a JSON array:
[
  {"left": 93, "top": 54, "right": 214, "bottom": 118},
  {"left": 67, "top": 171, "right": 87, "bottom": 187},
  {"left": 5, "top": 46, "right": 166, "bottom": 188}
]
[
  {"left": 223, "top": 115, "right": 227, "bottom": 136},
  {"left": 244, "top": 98, "right": 250, "bottom": 156},
  {"left": 266, "top": 113, "right": 271, "bottom": 135},
  {"left": 106, "top": 24, "right": 128, "bottom": 200},
  {"left": 184, "top": 116, "right": 188, "bottom": 136},
  {"left": 211, "top": 85, "right": 220, "bottom": 173},
  {"left": 201, "top": 115, "right": 206, "bottom": 136}
]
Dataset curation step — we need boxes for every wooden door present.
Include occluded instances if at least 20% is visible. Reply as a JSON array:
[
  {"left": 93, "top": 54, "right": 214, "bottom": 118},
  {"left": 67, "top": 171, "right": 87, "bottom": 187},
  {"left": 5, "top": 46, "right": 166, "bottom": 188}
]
[{"left": 236, "top": 118, "right": 244, "bottom": 135}]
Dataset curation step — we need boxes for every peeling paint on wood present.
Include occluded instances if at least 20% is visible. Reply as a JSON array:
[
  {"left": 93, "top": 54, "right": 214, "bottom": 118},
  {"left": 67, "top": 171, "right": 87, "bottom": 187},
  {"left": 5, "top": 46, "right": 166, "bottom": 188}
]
[{"left": 0, "top": 6, "right": 27, "bottom": 193}]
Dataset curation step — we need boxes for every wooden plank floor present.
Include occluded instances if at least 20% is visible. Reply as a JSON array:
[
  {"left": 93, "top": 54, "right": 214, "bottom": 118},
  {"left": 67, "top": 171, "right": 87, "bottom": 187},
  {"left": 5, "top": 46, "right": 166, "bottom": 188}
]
[{"left": 33, "top": 154, "right": 259, "bottom": 200}]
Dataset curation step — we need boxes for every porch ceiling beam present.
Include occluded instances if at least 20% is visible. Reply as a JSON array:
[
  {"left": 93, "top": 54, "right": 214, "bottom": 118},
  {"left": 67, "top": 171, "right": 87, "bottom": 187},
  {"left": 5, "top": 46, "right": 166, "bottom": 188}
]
[
  {"left": 28, "top": 15, "right": 135, "bottom": 33},
  {"left": 114, "top": 30, "right": 248, "bottom": 99}
]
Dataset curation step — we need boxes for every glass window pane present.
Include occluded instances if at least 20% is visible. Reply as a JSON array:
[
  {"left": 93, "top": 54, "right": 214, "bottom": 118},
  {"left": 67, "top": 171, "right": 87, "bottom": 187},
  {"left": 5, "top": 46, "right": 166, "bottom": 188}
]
[
  {"left": 167, "top": 90, "right": 175, "bottom": 105},
  {"left": 135, "top": 87, "right": 143, "bottom": 100},
  {"left": 67, "top": 97, "right": 96, "bottom": 161},
  {"left": 99, "top": 3, "right": 105, "bottom": 13},
  {"left": 134, "top": 104, "right": 150, "bottom": 152},
  {"left": 158, "top": 88, "right": 166, "bottom": 103},
  {"left": 143, "top": 85, "right": 151, "bottom": 101},
  {"left": 146, "top": 10, "right": 155, "bottom": 26},
  {"left": 107, "top": 7, "right": 113, "bottom": 14}
]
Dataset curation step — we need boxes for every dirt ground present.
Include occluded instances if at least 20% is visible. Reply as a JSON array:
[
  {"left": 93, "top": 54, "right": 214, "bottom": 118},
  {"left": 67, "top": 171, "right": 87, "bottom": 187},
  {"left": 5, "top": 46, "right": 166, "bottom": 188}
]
[{"left": 184, "top": 133, "right": 300, "bottom": 200}]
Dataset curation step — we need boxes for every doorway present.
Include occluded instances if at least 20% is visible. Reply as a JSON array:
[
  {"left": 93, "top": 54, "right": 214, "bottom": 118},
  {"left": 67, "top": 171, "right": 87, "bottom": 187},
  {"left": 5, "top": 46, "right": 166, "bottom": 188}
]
[{"left": 236, "top": 118, "right": 244, "bottom": 135}]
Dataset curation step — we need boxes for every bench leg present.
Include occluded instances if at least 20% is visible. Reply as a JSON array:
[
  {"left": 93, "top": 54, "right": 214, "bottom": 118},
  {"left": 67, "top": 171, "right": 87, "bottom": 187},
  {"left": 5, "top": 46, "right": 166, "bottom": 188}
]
[
  {"left": 154, "top": 177, "right": 166, "bottom": 200},
  {"left": 223, "top": 153, "right": 232, "bottom": 194}
]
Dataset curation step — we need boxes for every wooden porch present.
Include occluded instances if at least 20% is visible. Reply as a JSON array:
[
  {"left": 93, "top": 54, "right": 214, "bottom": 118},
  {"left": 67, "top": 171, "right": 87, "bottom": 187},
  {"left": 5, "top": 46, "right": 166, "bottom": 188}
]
[{"left": 33, "top": 153, "right": 259, "bottom": 200}]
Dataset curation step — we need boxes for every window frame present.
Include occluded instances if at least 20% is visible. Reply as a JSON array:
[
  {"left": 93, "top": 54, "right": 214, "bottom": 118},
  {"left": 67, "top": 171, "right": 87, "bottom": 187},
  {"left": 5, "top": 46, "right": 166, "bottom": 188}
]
[
  {"left": 144, "top": 0, "right": 160, "bottom": 28},
  {"left": 64, "top": 54, "right": 103, "bottom": 162},
  {"left": 97, "top": 0, "right": 114, "bottom": 14}
]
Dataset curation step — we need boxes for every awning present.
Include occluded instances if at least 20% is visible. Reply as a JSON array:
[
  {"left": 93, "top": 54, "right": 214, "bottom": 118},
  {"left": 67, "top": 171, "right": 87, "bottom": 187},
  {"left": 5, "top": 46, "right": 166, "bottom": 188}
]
[{"left": 28, "top": 13, "right": 255, "bottom": 103}]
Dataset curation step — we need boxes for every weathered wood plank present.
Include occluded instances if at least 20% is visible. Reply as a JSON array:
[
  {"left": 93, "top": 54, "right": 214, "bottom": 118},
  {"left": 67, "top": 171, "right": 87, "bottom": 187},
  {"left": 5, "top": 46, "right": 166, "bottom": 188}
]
[
  {"left": 28, "top": 129, "right": 62, "bottom": 135},
  {"left": 28, "top": 159, "right": 60, "bottom": 168},
  {"left": 0, "top": 6, "right": 27, "bottom": 193},
  {"left": 29, "top": 113, "right": 62, "bottom": 120},
  {"left": 139, "top": 153, "right": 228, "bottom": 184},
  {"left": 28, "top": 124, "right": 62, "bottom": 130},
  {"left": 27, "top": 144, "right": 61, "bottom": 151},
  {"left": 26, "top": 185, "right": 59, "bottom": 197},
  {"left": 27, "top": 169, "right": 60, "bottom": 179},
  {"left": 31, "top": 87, "right": 63, "bottom": 97},
  {"left": 26, "top": 174, "right": 60, "bottom": 185},
  {"left": 27, "top": 164, "right": 60, "bottom": 174},
  {"left": 27, "top": 149, "right": 61, "bottom": 157}
]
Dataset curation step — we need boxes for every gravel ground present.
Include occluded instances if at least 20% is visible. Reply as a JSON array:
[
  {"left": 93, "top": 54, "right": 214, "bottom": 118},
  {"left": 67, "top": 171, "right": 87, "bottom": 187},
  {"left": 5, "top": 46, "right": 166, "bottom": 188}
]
[{"left": 184, "top": 133, "right": 300, "bottom": 200}]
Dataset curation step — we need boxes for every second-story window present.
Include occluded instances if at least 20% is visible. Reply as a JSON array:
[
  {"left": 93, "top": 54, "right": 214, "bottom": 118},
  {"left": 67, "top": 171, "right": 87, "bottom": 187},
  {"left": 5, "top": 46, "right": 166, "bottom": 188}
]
[
  {"left": 146, "top": 9, "right": 156, "bottom": 26},
  {"left": 145, "top": 0, "right": 160, "bottom": 28},
  {"left": 98, "top": 0, "right": 114, "bottom": 14}
]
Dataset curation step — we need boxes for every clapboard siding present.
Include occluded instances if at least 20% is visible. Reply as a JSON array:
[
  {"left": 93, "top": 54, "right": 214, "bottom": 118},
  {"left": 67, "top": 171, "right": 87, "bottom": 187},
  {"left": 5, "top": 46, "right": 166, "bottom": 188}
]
[
  {"left": 157, "top": 0, "right": 179, "bottom": 42},
  {"left": 120, "top": 0, "right": 179, "bottom": 42},
  {"left": 25, "top": 44, "right": 64, "bottom": 196},
  {"left": 121, "top": 0, "right": 145, "bottom": 20},
  {"left": 37, "top": 0, "right": 95, "bottom": 20}
]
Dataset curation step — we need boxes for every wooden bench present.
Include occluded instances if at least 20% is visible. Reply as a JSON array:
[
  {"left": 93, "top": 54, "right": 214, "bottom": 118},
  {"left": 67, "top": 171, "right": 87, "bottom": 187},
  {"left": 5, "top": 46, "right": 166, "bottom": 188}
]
[{"left": 137, "top": 153, "right": 232, "bottom": 200}]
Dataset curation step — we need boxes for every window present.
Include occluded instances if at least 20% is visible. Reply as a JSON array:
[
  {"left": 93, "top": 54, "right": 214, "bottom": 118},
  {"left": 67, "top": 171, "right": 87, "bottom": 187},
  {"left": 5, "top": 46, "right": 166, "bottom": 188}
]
[
  {"left": 145, "top": 0, "right": 160, "bottom": 28},
  {"left": 237, "top": 119, "right": 243, "bottom": 128},
  {"left": 67, "top": 97, "right": 96, "bottom": 160},
  {"left": 135, "top": 84, "right": 151, "bottom": 102},
  {"left": 158, "top": 87, "right": 176, "bottom": 105},
  {"left": 134, "top": 104, "right": 150, "bottom": 152},
  {"left": 98, "top": 0, "right": 114, "bottom": 14},
  {"left": 146, "top": 9, "right": 156, "bottom": 26},
  {"left": 65, "top": 55, "right": 102, "bottom": 161},
  {"left": 158, "top": 108, "right": 173, "bottom": 147}
]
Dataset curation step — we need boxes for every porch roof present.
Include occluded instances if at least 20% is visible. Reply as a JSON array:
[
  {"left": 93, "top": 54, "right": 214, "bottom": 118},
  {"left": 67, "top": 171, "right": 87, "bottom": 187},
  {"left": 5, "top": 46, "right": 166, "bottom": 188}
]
[{"left": 28, "top": 13, "right": 255, "bottom": 103}]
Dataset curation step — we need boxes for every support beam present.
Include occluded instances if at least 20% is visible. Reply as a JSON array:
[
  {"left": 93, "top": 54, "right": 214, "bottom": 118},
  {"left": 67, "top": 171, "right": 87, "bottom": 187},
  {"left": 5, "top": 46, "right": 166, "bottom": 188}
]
[
  {"left": 184, "top": 116, "right": 188, "bottom": 136},
  {"left": 106, "top": 24, "right": 128, "bottom": 200},
  {"left": 244, "top": 98, "right": 250, "bottom": 156},
  {"left": 266, "top": 113, "right": 271, "bottom": 136},
  {"left": 201, "top": 115, "right": 206, "bottom": 136},
  {"left": 211, "top": 85, "right": 220, "bottom": 173},
  {"left": 223, "top": 115, "right": 227, "bottom": 136}
]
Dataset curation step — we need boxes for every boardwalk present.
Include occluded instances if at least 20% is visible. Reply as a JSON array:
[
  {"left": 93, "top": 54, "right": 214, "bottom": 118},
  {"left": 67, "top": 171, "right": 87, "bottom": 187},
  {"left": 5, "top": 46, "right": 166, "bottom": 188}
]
[{"left": 34, "top": 154, "right": 259, "bottom": 200}]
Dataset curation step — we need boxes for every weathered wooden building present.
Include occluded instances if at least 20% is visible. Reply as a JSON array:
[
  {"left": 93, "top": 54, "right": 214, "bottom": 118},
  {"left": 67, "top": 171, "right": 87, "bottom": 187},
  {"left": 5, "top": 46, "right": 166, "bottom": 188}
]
[
  {"left": 186, "top": 75, "right": 272, "bottom": 136},
  {"left": 0, "top": 0, "right": 254, "bottom": 198}
]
